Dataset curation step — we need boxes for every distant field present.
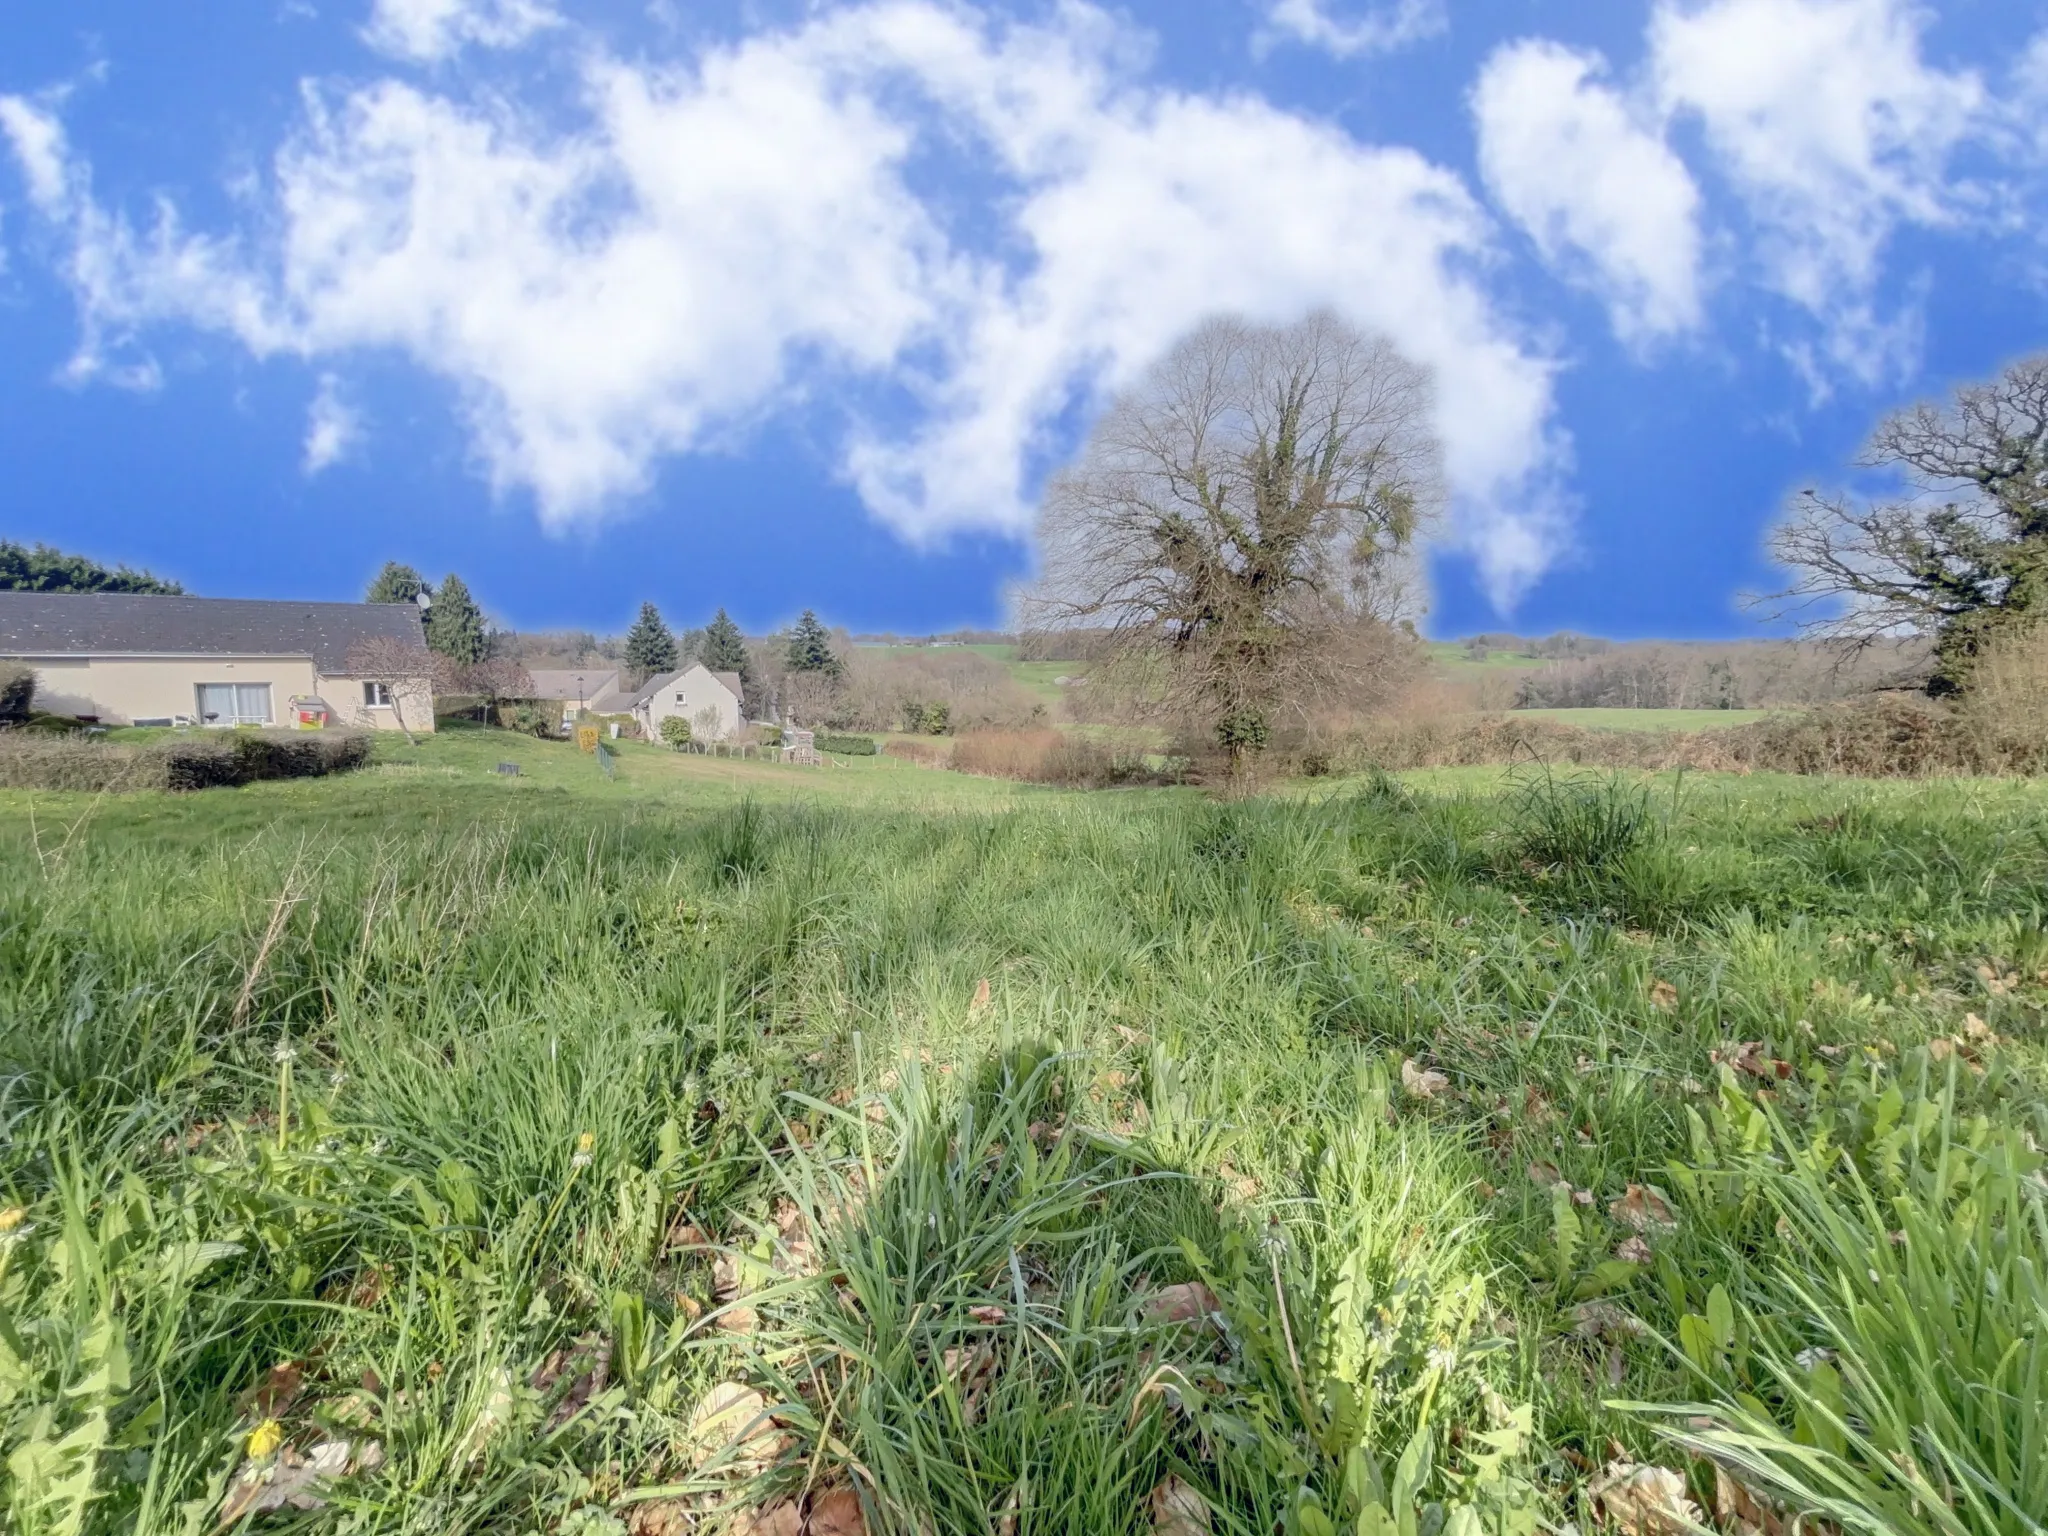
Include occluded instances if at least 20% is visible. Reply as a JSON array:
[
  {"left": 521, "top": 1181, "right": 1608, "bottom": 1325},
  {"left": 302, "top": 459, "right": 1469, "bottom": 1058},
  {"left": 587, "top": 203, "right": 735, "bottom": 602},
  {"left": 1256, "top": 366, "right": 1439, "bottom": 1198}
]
[
  {"left": 861, "top": 641, "right": 1076, "bottom": 711},
  {"left": 1507, "top": 706, "right": 1776, "bottom": 731}
]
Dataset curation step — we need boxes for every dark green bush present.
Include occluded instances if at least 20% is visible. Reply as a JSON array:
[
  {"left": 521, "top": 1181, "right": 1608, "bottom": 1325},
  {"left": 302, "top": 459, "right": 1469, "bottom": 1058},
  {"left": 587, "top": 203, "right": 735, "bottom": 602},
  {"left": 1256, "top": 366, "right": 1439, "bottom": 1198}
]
[
  {"left": 0, "top": 730, "right": 373, "bottom": 792},
  {"left": 0, "top": 664, "right": 35, "bottom": 723},
  {"left": 816, "top": 733, "right": 878, "bottom": 756}
]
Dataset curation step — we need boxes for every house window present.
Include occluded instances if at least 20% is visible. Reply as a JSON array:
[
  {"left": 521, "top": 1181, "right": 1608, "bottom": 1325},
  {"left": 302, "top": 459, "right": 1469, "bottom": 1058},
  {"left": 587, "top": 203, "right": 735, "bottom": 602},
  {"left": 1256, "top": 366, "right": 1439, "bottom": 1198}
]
[
  {"left": 363, "top": 681, "right": 393, "bottom": 708},
  {"left": 675, "top": 693, "right": 686, "bottom": 704},
  {"left": 196, "top": 682, "right": 272, "bottom": 726}
]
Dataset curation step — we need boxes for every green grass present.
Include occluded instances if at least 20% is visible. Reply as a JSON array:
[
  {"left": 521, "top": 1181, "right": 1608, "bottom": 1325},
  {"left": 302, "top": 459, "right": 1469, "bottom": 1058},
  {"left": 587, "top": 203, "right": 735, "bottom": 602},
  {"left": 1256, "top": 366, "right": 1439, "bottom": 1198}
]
[
  {"left": 2, "top": 746, "right": 2044, "bottom": 1535},
  {"left": 1507, "top": 707, "right": 1779, "bottom": 731}
]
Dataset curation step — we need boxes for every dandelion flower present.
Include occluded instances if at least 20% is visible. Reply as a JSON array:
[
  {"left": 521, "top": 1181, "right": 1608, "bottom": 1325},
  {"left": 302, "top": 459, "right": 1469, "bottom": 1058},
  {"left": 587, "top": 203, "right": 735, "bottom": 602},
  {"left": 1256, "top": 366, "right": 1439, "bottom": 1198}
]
[
  {"left": 571, "top": 1131, "right": 594, "bottom": 1169},
  {"left": 246, "top": 1419, "right": 283, "bottom": 1459}
]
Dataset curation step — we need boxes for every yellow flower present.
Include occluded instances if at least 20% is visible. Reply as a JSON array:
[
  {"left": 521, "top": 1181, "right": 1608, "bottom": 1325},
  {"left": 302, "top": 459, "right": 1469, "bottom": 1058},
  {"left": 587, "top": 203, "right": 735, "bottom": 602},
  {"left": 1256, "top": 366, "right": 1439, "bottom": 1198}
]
[
  {"left": 246, "top": 1419, "right": 283, "bottom": 1459},
  {"left": 0, "top": 1208, "right": 24, "bottom": 1232},
  {"left": 576, "top": 1132, "right": 594, "bottom": 1153}
]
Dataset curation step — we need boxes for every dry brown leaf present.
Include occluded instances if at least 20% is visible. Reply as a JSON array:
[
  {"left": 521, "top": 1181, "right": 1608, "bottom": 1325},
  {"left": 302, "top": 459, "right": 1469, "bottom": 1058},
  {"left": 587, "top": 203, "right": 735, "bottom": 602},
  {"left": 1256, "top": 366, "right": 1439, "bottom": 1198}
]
[
  {"left": 1713, "top": 1467, "right": 1785, "bottom": 1536},
  {"left": 742, "top": 1501, "right": 804, "bottom": 1536},
  {"left": 216, "top": 1439, "right": 365, "bottom": 1527},
  {"left": 625, "top": 1499, "right": 694, "bottom": 1536},
  {"left": 1928, "top": 1037, "right": 1955, "bottom": 1062},
  {"left": 1609, "top": 1184, "right": 1679, "bottom": 1235},
  {"left": 941, "top": 1342, "right": 997, "bottom": 1423},
  {"left": 1571, "top": 1301, "right": 1645, "bottom": 1341},
  {"left": 1648, "top": 979, "right": 1679, "bottom": 1011},
  {"left": 1401, "top": 1059, "right": 1450, "bottom": 1099},
  {"left": 1113, "top": 1024, "right": 1150, "bottom": 1046},
  {"left": 808, "top": 1486, "right": 868, "bottom": 1535},
  {"left": 1527, "top": 1160, "right": 1564, "bottom": 1189},
  {"left": 1588, "top": 1461, "right": 1701, "bottom": 1536},
  {"left": 971, "top": 976, "right": 992, "bottom": 1011},
  {"left": 968, "top": 1304, "right": 1008, "bottom": 1324},
  {"left": 1149, "top": 1476, "right": 1212, "bottom": 1535},
  {"left": 689, "top": 1383, "right": 768, "bottom": 1442},
  {"left": 1614, "top": 1235, "right": 1654, "bottom": 1265},
  {"left": 1711, "top": 1040, "right": 1791, "bottom": 1079},
  {"left": 237, "top": 1361, "right": 305, "bottom": 1421},
  {"left": 1137, "top": 1282, "right": 1221, "bottom": 1329},
  {"left": 716, "top": 1304, "right": 758, "bottom": 1335}
]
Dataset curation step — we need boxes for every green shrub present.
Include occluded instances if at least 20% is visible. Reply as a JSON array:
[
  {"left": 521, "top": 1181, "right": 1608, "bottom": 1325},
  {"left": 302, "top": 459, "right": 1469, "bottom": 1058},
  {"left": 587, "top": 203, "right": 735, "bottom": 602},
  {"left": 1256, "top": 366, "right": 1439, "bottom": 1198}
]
[
  {"left": 1507, "top": 764, "right": 1657, "bottom": 872},
  {"left": 0, "top": 730, "right": 373, "bottom": 792},
  {"left": 658, "top": 715, "right": 692, "bottom": 750},
  {"left": 815, "top": 733, "right": 878, "bottom": 755},
  {"left": 0, "top": 664, "right": 35, "bottom": 723}
]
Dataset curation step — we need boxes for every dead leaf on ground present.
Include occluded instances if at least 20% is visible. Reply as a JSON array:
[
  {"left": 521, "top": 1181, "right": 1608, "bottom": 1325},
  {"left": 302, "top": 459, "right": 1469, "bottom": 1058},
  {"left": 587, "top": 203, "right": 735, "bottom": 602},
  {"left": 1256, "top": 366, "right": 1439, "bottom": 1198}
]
[
  {"left": 808, "top": 1485, "right": 868, "bottom": 1535},
  {"left": 1137, "top": 1282, "right": 1221, "bottom": 1329},
  {"left": 741, "top": 1501, "right": 804, "bottom": 1536},
  {"left": 1614, "top": 1235, "right": 1654, "bottom": 1265},
  {"left": 1571, "top": 1301, "right": 1645, "bottom": 1341},
  {"left": 1527, "top": 1160, "right": 1564, "bottom": 1189},
  {"left": 941, "top": 1342, "right": 997, "bottom": 1422},
  {"left": 971, "top": 977, "right": 992, "bottom": 1012},
  {"left": 237, "top": 1361, "right": 305, "bottom": 1421},
  {"left": 1714, "top": 1041, "right": 1792, "bottom": 1079},
  {"left": 1587, "top": 1461, "right": 1701, "bottom": 1536},
  {"left": 687, "top": 1382, "right": 777, "bottom": 1470},
  {"left": 1400, "top": 1059, "right": 1450, "bottom": 1099},
  {"left": 968, "top": 1304, "right": 1008, "bottom": 1324},
  {"left": 1113, "top": 1024, "right": 1149, "bottom": 1046},
  {"left": 1648, "top": 979, "right": 1679, "bottom": 1011},
  {"left": 1149, "top": 1476, "right": 1212, "bottom": 1535},
  {"left": 625, "top": 1500, "right": 694, "bottom": 1536},
  {"left": 1713, "top": 1467, "right": 1786, "bottom": 1536},
  {"left": 1609, "top": 1184, "right": 1679, "bottom": 1235},
  {"left": 216, "top": 1439, "right": 373, "bottom": 1526},
  {"left": 533, "top": 1335, "right": 612, "bottom": 1432}
]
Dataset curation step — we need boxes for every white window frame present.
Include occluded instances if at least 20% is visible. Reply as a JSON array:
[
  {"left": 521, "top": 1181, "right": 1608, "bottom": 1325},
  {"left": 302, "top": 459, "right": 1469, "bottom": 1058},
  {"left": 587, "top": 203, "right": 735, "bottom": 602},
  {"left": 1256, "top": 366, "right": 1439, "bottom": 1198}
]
[
  {"left": 195, "top": 682, "right": 273, "bottom": 726},
  {"left": 363, "top": 680, "right": 393, "bottom": 709}
]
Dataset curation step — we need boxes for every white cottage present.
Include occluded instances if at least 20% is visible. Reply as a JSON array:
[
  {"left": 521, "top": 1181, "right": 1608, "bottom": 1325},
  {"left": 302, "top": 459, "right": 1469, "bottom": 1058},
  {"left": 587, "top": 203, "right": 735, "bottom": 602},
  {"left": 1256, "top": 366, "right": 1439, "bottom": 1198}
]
[{"left": 628, "top": 664, "right": 745, "bottom": 743}]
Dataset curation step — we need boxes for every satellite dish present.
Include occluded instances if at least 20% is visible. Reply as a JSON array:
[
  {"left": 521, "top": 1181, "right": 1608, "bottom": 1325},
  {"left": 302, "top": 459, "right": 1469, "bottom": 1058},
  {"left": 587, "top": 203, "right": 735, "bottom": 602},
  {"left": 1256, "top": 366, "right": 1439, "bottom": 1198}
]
[{"left": 415, "top": 591, "right": 432, "bottom": 610}]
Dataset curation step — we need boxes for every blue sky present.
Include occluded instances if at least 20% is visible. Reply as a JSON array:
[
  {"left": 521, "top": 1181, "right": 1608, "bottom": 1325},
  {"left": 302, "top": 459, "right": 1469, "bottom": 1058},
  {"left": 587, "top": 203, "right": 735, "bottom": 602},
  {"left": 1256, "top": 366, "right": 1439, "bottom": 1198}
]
[{"left": 2, "top": 0, "right": 2044, "bottom": 640}]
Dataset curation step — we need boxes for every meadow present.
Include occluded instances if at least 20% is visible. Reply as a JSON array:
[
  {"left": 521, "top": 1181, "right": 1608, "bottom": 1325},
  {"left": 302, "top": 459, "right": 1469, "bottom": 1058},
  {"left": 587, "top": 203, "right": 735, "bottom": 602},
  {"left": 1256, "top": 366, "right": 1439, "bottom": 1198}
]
[{"left": 2, "top": 734, "right": 2044, "bottom": 1536}]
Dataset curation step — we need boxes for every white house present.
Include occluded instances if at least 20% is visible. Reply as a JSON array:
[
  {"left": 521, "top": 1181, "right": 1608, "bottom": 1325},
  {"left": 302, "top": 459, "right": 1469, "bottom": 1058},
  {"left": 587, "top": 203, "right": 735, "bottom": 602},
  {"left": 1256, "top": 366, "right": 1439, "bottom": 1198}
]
[
  {"left": 629, "top": 664, "right": 745, "bottom": 742},
  {"left": 0, "top": 592, "right": 438, "bottom": 732},
  {"left": 524, "top": 669, "right": 637, "bottom": 730}
]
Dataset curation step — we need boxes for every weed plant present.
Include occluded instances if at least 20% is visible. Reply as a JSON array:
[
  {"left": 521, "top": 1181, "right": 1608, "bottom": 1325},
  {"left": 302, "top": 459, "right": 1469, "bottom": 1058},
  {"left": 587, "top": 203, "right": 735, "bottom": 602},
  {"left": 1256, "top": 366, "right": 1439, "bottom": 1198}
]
[{"left": 0, "top": 767, "right": 2043, "bottom": 1533}]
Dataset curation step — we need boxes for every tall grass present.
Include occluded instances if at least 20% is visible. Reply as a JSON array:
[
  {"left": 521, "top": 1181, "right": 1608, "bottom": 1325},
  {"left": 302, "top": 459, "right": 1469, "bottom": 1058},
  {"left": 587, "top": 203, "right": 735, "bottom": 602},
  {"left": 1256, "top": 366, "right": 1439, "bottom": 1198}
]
[{"left": 0, "top": 770, "right": 2043, "bottom": 1532}]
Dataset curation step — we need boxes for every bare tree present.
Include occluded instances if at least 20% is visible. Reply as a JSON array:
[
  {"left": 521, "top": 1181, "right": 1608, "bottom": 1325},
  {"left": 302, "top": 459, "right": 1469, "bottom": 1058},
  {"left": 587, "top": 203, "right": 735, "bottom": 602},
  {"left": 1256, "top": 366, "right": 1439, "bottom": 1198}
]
[
  {"left": 1767, "top": 353, "right": 2048, "bottom": 694},
  {"left": 344, "top": 638, "right": 456, "bottom": 745},
  {"left": 1018, "top": 312, "right": 1442, "bottom": 782},
  {"left": 459, "top": 656, "right": 536, "bottom": 724}
]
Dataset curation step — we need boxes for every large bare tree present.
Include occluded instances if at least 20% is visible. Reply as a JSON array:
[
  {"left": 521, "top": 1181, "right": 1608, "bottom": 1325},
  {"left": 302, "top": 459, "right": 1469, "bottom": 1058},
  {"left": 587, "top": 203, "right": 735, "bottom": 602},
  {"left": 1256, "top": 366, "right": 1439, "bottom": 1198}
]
[
  {"left": 1019, "top": 312, "right": 1442, "bottom": 781},
  {"left": 1768, "top": 354, "right": 2048, "bottom": 694}
]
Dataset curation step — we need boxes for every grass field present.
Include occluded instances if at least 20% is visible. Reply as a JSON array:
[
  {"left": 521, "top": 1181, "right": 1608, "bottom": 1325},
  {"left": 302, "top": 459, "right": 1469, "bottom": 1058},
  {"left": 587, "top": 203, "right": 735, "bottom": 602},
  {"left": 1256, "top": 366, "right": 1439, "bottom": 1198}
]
[
  {"left": 1507, "top": 707, "right": 1778, "bottom": 732},
  {"left": 3, "top": 743, "right": 2044, "bottom": 1536}
]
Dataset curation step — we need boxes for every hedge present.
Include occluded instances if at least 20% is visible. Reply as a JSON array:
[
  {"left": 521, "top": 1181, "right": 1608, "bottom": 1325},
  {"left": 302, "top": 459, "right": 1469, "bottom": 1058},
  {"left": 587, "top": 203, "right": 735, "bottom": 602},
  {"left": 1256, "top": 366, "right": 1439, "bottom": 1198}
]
[
  {"left": 0, "top": 730, "right": 374, "bottom": 792},
  {"left": 814, "top": 733, "right": 878, "bottom": 756}
]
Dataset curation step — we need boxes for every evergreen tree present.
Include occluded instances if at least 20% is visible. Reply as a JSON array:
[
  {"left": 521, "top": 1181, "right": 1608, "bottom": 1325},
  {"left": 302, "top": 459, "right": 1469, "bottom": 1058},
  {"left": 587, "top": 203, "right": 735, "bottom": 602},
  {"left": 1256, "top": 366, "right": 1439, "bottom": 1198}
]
[
  {"left": 785, "top": 609, "right": 842, "bottom": 677},
  {"left": 425, "top": 573, "right": 487, "bottom": 665},
  {"left": 700, "top": 607, "right": 750, "bottom": 678},
  {"left": 0, "top": 540, "right": 183, "bottom": 594},
  {"left": 624, "top": 602, "right": 680, "bottom": 678},
  {"left": 366, "top": 561, "right": 428, "bottom": 606}
]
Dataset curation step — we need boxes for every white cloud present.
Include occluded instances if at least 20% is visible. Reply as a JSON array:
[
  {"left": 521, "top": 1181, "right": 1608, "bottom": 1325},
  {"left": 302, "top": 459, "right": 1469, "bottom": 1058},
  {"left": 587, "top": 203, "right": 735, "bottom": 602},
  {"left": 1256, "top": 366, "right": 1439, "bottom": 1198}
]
[
  {"left": 364, "top": 0, "right": 559, "bottom": 63},
  {"left": 3, "top": 2, "right": 1570, "bottom": 608},
  {"left": 0, "top": 96, "right": 70, "bottom": 209},
  {"left": 303, "top": 374, "right": 360, "bottom": 472},
  {"left": 1650, "top": 0, "right": 1984, "bottom": 381},
  {"left": 1472, "top": 39, "right": 1703, "bottom": 345},
  {"left": 1261, "top": 0, "right": 1445, "bottom": 60}
]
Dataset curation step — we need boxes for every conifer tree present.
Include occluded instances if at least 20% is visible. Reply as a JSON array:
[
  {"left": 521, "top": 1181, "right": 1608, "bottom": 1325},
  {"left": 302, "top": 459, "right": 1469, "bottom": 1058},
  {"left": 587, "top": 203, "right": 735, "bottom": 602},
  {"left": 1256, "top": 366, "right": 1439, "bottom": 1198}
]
[
  {"left": 784, "top": 609, "right": 841, "bottom": 677},
  {"left": 624, "top": 601, "right": 680, "bottom": 678},
  {"left": 424, "top": 573, "right": 487, "bottom": 665},
  {"left": 366, "top": 561, "right": 428, "bottom": 606},
  {"left": 701, "top": 607, "right": 749, "bottom": 676}
]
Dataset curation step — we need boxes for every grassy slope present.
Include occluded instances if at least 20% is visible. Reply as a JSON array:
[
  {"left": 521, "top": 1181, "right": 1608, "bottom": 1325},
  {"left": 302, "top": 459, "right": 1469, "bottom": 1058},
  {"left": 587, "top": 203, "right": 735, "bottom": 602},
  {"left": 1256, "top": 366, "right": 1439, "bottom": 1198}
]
[
  {"left": 2, "top": 747, "right": 2044, "bottom": 1535},
  {"left": 1507, "top": 707, "right": 1778, "bottom": 731}
]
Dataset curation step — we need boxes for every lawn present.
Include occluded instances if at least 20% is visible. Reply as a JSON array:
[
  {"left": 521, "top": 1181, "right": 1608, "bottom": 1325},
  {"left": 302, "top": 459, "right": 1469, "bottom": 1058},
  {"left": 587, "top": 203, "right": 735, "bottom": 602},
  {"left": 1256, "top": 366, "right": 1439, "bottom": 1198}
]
[{"left": 3, "top": 747, "right": 2043, "bottom": 1536}]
